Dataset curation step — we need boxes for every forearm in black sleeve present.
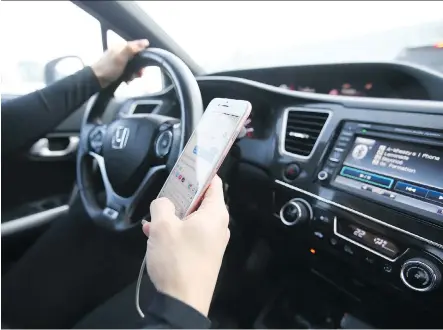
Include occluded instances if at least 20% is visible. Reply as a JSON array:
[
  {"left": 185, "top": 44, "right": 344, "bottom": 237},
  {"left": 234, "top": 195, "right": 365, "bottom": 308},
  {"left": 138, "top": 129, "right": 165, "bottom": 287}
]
[
  {"left": 1, "top": 66, "right": 101, "bottom": 156},
  {"left": 143, "top": 292, "right": 211, "bottom": 329}
]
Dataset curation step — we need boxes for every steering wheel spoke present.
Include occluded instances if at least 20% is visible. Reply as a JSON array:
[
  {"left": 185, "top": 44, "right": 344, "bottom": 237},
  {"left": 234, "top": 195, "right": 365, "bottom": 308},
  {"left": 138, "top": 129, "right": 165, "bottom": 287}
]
[
  {"left": 77, "top": 123, "right": 107, "bottom": 157},
  {"left": 89, "top": 151, "right": 165, "bottom": 230}
]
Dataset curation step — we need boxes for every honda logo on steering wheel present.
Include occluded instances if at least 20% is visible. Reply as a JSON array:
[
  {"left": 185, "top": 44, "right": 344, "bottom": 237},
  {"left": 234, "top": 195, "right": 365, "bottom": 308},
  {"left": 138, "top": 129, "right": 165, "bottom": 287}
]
[{"left": 111, "top": 126, "right": 130, "bottom": 149}]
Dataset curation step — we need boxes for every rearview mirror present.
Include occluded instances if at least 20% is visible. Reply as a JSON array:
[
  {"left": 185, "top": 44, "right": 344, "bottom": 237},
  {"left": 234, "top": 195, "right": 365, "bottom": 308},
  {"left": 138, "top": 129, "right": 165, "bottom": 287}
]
[{"left": 44, "top": 56, "right": 85, "bottom": 85}]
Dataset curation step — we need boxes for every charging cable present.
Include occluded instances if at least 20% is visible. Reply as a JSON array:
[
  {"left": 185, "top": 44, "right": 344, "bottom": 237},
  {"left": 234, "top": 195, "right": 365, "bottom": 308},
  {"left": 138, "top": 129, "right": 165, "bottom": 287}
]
[{"left": 135, "top": 250, "right": 147, "bottom": 318}]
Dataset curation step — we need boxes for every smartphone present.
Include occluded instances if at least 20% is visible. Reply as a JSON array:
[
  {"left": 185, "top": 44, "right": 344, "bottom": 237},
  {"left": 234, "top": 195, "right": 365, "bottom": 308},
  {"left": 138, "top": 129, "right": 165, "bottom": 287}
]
[{"left": 157, "top": 98, "right": 252, "bottom": 219}]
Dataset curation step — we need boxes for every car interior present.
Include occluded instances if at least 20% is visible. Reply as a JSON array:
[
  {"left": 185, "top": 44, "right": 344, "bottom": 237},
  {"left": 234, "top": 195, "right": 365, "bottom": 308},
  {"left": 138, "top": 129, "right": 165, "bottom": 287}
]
[{"left": 2, "top": 1, "right": 443, "bottom": 329}]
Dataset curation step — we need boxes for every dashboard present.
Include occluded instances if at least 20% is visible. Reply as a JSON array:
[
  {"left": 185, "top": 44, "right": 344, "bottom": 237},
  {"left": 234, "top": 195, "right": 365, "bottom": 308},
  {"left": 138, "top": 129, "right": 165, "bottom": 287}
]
[
  {"left": 211, "top": 62, "right": 443, "bottom": 101},
  {"left": 193, "top": 62, "right": 443, "bottom": 326}
]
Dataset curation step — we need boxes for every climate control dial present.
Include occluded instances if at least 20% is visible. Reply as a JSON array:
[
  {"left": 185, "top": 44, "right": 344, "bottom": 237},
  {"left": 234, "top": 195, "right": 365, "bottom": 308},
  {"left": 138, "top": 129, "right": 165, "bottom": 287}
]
[
  {"left": 279, "top": 198, "right": 312, "bottom": 226},
  {"left": 400, "top": 258, "right": 441, "bottom": 292}
]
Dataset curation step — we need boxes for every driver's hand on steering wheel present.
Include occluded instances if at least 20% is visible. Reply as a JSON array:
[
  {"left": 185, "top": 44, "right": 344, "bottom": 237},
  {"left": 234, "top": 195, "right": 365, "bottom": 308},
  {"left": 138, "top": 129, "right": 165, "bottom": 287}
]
[
  {"left": 142, "top": 175, "right": 230, "bottom": 317},
  {"left": 91, "top": 39, "right": 149, "bottom": 88}
]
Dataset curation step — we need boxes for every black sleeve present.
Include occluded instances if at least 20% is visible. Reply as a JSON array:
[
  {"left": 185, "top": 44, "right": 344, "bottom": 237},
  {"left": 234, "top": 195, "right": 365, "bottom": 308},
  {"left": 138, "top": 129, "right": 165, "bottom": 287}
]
[
  {"left": 143, "top": 292, "right": 211, "bottom": 329},
  {"left": 1, "top": 66, "right": 101, "bottom": 156}
]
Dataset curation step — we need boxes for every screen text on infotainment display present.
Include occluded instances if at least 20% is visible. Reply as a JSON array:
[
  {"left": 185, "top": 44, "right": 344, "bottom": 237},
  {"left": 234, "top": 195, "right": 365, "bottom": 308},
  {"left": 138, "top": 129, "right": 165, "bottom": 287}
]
[
  {"left": 334, "top": 136, "right": 443, "bottom": 217},
  {"left": 158, "top": 108, "right": 241, "bottom": 219}
]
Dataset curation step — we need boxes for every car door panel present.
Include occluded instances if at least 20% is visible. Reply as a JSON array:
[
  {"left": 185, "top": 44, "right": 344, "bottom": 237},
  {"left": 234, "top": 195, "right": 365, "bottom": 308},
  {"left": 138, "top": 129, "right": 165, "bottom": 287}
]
[
  {"left": 2, "top": 115, "right": 81, "bottom": 273},
  {"left": 2, "top": 98, "right": 84, "bottom": 270},
  {"left": 1, "top": 135, "right": 77, "bottom": 273}
]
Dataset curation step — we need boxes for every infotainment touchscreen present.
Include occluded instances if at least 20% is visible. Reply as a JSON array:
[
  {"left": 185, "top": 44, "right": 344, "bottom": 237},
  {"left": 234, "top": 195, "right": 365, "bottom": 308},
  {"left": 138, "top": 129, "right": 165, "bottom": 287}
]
[{"left": 333, "top": 136, "right": 443, "bottom": 218}]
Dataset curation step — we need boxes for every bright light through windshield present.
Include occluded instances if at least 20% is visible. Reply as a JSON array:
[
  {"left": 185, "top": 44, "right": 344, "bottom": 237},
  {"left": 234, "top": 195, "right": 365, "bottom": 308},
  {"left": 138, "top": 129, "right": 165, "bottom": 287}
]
[{"left": 137, "top": 1, "right": 443, "bottom": 73}]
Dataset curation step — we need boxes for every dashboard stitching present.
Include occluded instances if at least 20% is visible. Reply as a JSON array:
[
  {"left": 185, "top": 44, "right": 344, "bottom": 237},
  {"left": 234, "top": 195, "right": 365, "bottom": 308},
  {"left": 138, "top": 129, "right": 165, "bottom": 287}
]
[{"left": 275, "top": 179, "right": 443, "bottom": 250}]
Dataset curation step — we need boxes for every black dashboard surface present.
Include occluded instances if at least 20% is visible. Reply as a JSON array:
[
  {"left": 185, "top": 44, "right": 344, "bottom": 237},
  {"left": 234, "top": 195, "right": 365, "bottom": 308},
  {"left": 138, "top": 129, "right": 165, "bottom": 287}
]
[
  {"left": 211, "top": 62, "right": 443, "bottom": 101},
  {"left": 193, "top": 63, "right": 443, "bottom": 271}
]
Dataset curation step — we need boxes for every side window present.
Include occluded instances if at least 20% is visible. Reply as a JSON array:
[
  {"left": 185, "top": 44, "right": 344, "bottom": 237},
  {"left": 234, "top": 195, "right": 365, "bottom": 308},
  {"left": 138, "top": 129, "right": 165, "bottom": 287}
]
[
  {"left": 0, "top": 2, "right": 103, "bottom": 95},
  {"left": 107, "top": 30, "right": 164, "bottom": 98}
]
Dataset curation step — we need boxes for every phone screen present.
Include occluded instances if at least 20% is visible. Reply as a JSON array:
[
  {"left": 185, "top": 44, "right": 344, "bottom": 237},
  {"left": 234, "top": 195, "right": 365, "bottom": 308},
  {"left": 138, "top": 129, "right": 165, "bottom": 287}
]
[{"left": 158, "top": 102, "right": 246, "bottom": 218}]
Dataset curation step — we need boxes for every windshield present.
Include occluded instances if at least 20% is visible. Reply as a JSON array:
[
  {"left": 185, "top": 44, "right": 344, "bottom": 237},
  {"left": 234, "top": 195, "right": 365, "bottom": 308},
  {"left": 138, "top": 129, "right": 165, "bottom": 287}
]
[{"left": 137, "top": 1, "right": 443, "bottom": 73}]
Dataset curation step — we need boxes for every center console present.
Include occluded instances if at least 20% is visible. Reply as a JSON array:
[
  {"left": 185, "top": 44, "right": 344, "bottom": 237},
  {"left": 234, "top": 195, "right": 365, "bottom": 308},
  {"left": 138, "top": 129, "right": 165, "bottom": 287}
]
[
  {"left": 274, "top": 120, "right": 443, "bottom": 297},
  {"left": 266, "top": 119, "right": 443, "bottom": 328}
]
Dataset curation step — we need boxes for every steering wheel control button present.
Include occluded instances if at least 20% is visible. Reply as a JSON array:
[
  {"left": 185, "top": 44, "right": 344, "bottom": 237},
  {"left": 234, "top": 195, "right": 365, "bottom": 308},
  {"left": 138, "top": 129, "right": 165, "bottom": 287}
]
[
  {"left": 89, "top": 126, "right": 106, "bottom": 154},
  {"left": 318, "top": 170, "right": 329, "bottom": 181},
  {"left": 283, "top": 163, "right": 300, "bottom": 181},
  {"left": 104, "top": 207, "right": 119, "bottom": 220},
  {"left": 155, "top": 130, "right": 173, "bottom": 158},
  {"left": 401, "top": 258, "right": 441, "bottom": 292},
  {"left": 279, "top": 198, "right": 312, "bottom": 226}
]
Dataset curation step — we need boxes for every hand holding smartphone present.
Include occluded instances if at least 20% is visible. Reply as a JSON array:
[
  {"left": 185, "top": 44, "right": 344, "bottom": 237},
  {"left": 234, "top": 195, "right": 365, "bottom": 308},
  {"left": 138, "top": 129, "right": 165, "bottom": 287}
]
[{"left": 157, "top": 98, "right": 251, "bottom": 218}]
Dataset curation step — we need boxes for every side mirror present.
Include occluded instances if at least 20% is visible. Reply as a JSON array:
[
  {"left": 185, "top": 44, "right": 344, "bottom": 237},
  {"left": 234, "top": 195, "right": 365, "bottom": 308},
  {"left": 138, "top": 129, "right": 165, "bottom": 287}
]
[{"left": 44, "top": 56, "right": 85, "bottom": 85}]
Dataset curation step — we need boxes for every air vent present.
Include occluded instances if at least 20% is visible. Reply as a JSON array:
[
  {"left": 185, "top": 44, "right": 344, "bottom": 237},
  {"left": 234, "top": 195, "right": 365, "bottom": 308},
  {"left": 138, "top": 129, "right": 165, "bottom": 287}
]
[{"left": 283, "top": 109, "right": 330, "bottom": 157}]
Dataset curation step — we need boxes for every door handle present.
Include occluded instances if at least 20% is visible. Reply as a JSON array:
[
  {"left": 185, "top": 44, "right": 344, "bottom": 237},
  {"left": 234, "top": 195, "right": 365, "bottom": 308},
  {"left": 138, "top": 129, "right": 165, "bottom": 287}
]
[{"left": 29, "top": 136, "right": 79, "bottom": 158}]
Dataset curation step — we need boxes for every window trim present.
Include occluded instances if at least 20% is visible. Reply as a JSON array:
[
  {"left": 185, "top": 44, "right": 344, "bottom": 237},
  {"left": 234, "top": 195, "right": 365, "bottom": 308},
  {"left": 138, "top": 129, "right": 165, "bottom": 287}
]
[
  {"left": 72, "top": 2, "right": 133, "bottom": 52},
  {"left": 70, "top": 1, "right": 107, "bottom": 53}
]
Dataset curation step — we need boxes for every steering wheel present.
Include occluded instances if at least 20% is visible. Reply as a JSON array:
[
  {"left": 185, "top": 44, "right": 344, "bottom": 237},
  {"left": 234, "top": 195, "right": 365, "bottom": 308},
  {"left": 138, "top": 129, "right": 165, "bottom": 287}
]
[{"left": 76, "top": 48, "right": 203, "bottom": 231}]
